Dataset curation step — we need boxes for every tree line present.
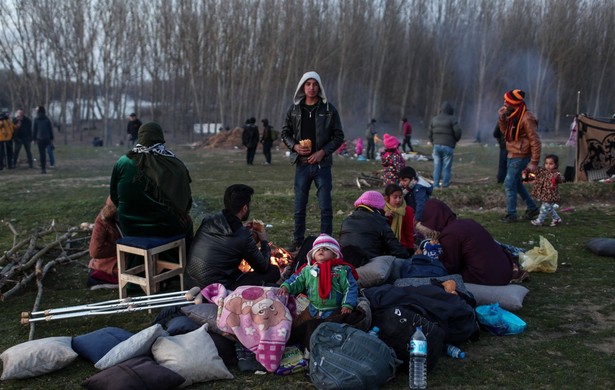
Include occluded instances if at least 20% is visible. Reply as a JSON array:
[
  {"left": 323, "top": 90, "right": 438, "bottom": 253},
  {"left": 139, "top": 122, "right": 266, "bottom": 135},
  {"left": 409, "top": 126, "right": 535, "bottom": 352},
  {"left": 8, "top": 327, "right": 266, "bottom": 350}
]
[{"left": 0, "top": 0, "right": 613, "bottom": 146}]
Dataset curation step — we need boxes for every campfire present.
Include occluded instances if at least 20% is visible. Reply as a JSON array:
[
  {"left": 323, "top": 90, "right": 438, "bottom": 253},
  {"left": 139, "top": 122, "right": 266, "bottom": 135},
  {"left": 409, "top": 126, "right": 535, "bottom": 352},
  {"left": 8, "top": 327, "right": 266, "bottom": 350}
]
[{"left": 238, "top": 243, "right": 294, "bottom": 272}]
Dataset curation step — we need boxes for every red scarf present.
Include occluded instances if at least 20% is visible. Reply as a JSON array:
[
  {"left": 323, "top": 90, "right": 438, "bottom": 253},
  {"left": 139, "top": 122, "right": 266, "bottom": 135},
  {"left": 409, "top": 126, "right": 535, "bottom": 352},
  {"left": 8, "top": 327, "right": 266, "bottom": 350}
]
[
  {"left": 297, "top": 259, "right": 359, "bottom": 299},
  {"left": 505, "top": 103, "right": 527, "bottom": 142}
]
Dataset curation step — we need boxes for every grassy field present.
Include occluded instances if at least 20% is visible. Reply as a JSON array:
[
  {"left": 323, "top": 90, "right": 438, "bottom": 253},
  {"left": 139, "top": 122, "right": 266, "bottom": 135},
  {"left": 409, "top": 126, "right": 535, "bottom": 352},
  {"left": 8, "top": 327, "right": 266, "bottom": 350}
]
[{"left": 1, "top": 141, "right": 614, "bottom": 389}]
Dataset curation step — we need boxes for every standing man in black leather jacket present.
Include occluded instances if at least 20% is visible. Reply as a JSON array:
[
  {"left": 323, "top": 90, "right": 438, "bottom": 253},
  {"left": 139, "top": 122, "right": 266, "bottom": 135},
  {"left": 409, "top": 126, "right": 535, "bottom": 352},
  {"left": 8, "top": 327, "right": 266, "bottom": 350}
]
[
  {"left": 280, "top": 71, "right": 344, "bottom": 253},
  {"left": 185, "top": 184, "right": 280, "bottom": 289}
]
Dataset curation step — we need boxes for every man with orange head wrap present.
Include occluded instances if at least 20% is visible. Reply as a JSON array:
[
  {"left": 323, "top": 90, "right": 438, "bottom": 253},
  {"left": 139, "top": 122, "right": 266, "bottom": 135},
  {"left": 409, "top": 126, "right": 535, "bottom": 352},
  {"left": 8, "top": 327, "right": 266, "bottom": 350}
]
[{"left": 498, "top": 89, "right": 541, "bottom": 223}]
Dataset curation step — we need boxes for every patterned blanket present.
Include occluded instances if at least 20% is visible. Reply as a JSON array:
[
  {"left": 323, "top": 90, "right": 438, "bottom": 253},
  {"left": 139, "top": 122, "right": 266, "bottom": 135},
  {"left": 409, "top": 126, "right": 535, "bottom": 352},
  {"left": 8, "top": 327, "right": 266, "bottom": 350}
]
[{"left": 201, "top": 284, "right": 295, "bottom": 372}]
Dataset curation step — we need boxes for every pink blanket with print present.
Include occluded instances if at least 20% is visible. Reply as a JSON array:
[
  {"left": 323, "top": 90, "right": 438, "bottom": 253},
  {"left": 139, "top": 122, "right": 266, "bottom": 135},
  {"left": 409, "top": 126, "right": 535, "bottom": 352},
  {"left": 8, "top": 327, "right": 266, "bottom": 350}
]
[{"left": 201, "top": 284, "right": 295, "bottom": 372}]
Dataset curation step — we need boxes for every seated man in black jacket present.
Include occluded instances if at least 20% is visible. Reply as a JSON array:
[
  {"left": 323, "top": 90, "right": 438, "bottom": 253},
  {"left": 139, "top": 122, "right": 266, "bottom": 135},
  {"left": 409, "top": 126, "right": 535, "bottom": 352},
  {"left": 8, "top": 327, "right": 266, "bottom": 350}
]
[{"left": 185, "top": 184, "right": 280, "bottom": 289}]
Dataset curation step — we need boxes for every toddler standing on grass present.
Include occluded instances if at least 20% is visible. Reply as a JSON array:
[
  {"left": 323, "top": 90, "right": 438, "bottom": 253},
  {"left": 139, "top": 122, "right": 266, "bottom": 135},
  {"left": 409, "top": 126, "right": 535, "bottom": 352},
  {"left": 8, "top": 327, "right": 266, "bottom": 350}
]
[
  {"left": 381, "top": 134, "right": 405, "bottom": 186},
  {"left": 531, "top": 154, "right": 564, "bottom": 227}
]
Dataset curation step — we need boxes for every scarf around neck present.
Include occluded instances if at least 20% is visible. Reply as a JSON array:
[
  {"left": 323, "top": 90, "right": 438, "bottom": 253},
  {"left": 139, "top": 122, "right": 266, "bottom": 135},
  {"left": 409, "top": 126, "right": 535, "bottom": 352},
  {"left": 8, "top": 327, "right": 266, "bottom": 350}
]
[
  {"left": 385, "top": 200, "right": 406, "bottom": 241},
  {"left": 505, "top": 103, "right": 527, "bottom": 142},
  {"left": 297, "top": 259, "right": 359, "bottom": 299}
]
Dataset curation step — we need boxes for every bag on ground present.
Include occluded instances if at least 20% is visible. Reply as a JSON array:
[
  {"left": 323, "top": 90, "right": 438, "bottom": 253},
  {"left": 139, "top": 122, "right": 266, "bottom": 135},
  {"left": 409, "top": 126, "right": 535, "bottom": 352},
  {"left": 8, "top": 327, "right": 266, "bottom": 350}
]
[{"left": 309, "top": 322, "right": 398, "bottom": 390}]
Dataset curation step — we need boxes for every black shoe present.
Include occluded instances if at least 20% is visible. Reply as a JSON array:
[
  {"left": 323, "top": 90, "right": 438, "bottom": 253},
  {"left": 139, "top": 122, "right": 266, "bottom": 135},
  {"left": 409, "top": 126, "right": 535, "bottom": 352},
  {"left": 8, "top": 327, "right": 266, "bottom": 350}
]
[
  {"left": 524, "top": 208, "right": 540, "bottom": 220},
  {"left": 500, "top": 214, "right": 518, "bottom": 223}
]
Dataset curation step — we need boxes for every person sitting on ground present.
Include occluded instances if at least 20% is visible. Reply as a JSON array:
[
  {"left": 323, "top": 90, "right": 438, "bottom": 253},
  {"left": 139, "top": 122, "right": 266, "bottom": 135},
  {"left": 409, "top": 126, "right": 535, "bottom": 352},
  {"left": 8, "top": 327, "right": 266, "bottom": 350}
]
[
  {"left": 185, "top": 184, "right": 280, "bottom": 290},
  {"left": 277, "top": 234, "right": 358, "bottom": 322},
  {"left": 339, "top": 190, "right": 410, "bottom": 260},
  {"left": 87, "top": 196, "right": 121, "bottom": 288},
  {"left": 417, "top": 198, "right": 527, "bottom": 285},
  {"left": 381, "top": 133, "right": 405, "bottom": 186},
  {"left": 110, "top": 121, "right": 193, "bottom": 247},
  {"left": 277, "top": 233, "right": 359, "bottom": 350},
  {"left": 384, "top": 183, "right": 415, "bottom": 251},
  {"left": 399, "top": 166, "right": 433, "bottom": 224}
]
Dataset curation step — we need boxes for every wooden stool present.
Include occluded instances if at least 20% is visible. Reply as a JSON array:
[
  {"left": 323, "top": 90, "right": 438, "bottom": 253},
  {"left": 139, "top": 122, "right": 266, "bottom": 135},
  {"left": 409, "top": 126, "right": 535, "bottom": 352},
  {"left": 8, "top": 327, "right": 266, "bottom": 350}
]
[{"left": 116, "top": 235, "right": 186, "bottom": 299}]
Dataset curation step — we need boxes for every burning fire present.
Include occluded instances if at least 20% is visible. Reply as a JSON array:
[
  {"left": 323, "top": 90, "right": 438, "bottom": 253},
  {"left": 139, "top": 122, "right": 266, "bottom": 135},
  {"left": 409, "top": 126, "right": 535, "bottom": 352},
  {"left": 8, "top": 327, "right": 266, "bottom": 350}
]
[{"left": 238, "top": 243, "right": 294, "bottom": 273}]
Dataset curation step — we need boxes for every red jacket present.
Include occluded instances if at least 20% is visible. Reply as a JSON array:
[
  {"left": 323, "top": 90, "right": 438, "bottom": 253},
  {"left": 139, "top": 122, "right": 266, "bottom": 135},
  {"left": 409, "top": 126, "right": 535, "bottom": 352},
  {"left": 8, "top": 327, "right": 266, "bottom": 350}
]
[{"left": 88, "top": 212, "right": 121, "bottom": 278}]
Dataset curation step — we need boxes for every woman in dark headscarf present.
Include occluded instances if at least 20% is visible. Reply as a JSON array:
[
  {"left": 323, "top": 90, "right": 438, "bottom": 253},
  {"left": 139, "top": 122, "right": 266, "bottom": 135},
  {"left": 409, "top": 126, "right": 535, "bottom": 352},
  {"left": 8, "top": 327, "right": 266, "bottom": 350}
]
[
  {"left": 417, "top": 199, "right": 521, "bottom": 286},
  {"left": 110, "top": 122, "right": 193, "bottom": 243}
]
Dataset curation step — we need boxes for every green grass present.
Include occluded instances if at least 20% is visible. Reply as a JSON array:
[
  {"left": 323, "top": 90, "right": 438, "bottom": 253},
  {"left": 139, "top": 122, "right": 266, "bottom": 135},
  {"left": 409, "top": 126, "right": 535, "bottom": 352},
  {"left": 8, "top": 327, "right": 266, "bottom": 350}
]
[{"left": 1, "top": 142, "right": 614, "bottom": 389}]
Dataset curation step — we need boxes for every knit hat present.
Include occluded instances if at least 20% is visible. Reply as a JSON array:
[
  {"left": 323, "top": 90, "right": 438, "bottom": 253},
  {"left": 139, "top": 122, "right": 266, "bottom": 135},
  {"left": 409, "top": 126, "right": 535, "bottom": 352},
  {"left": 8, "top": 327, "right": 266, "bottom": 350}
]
[
  {"left": 307, "top": 234, "right": 343, "bottom": 263},
  {"left": 504, "top": 89, "right": 526, "bottom": 106},
  {"left": 383, "top": 133, "right": 399, "bottom": 149},
  {"left": 354, "top": 190, "right": 386, "bottom": 210},
  {"left": 137, "top": 122, "right": 165, "bottom": 146}
]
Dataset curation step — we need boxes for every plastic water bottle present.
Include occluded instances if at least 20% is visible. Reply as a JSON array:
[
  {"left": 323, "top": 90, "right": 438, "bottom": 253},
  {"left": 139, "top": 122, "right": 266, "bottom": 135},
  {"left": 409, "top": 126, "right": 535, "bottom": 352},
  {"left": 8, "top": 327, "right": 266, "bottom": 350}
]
[
  {"left": 445, "top": 344, "right": 466, "bottom": 359},
  {"left": 367, "top": 326, "right": 380, "bottom": 337},
  {"left": 409, "top": 326, "right": 427, "bottom": 389}
]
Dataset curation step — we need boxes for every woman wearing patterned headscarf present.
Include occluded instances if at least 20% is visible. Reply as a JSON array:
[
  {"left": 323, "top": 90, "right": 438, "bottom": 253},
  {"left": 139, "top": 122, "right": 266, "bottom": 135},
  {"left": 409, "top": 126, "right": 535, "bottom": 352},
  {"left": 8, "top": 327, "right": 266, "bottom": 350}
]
[{"left": 110, "top": 122, "right": 193, "bottom": 244}]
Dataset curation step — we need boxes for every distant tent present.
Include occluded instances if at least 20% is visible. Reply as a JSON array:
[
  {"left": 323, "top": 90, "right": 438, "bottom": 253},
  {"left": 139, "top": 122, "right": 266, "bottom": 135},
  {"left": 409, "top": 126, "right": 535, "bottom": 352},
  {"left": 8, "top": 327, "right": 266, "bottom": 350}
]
[{"left": 575, "top": 115, "right": 615, "bottom": 182}]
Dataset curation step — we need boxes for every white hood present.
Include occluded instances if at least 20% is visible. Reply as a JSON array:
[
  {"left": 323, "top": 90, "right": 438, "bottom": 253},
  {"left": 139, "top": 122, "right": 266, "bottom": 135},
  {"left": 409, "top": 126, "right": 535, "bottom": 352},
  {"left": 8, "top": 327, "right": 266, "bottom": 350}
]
[{"left": 292, "top": 71, "right": 328, "bottom": 105}]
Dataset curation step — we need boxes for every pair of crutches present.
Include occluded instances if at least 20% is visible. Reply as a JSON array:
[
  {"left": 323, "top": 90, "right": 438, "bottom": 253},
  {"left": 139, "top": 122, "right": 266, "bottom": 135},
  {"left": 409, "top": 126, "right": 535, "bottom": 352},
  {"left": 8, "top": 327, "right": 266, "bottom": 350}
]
[{"left": 20, "top": 287, "right": 203, "bottom": 324}]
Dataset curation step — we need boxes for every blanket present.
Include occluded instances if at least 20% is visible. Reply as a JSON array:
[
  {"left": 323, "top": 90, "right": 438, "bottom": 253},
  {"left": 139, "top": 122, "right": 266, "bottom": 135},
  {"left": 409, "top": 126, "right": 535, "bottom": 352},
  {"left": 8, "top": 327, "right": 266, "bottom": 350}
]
[{"left": 201, "top": 284, "right": 295, "bottom": 372}]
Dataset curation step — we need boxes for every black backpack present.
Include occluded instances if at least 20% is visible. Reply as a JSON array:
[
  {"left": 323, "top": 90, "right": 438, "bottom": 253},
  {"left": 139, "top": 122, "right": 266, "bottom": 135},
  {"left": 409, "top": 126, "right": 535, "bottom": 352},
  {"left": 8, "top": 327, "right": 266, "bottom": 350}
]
[
  {"left": 372, "top": 305, "right": 445, "bottom": 373},
  {"left": 309, "top": 322, "right": 398, "bottom": 390}
]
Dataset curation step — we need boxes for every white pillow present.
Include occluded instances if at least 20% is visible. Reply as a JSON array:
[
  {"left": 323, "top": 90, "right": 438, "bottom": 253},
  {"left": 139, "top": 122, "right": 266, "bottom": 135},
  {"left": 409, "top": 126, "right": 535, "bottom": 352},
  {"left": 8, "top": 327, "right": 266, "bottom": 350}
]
[
  {"left": 465, "top": 283, "right": 529, "bottom": 312},
  {"left": 151, "top": 325, "right": 233, "bottom": 387},
  {"left": 356, "top": 255, "right": 395, "bottom": 288},
  {"left": 95, "top": 324, "right": 167, "bottom": 370},
  {"left": 1, "top": 336, "right": 78, "bottom": 380}
]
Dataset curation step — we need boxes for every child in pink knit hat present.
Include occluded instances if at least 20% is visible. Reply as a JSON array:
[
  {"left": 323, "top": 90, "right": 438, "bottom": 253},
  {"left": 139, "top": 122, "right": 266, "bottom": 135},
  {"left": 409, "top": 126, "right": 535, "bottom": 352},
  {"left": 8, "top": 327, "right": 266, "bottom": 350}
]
[
  {"left": 381, "top": 133, "right": 405, "bottom": 186},
  {"left": 277, "top": 234, "right": 359, "bottom": 330}
]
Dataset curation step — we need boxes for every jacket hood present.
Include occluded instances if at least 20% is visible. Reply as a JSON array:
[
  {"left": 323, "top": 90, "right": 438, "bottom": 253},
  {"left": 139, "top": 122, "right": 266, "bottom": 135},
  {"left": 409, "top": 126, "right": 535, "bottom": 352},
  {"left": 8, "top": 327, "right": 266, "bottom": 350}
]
[
  {"left": 420, "top": 199, "right": 456, "bottom": 232},
  {"left": 440, "top": 101, "right": 454, "bottom": 115},
  {"left": 417, "top": 175, "right": 432, "bottom": 188},
  {"left": 293, "top": 71, "right": 328, "bottom": 105}
]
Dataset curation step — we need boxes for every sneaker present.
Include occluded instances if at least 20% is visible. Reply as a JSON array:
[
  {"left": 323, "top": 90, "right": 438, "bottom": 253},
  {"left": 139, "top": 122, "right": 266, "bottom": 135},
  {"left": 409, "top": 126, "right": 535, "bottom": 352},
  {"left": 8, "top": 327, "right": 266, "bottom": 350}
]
[
  {"left": 531, "top": 219, "right": 543, "bottom": 226},
  {"left": 500, "top": 214, "right": 518, "bottom": 223},
  {"left": 550, "top": 218, "right": 562, "bottom": 227},
  {"left": 524, "top": 208, "right": 540, "bottom": 220}
]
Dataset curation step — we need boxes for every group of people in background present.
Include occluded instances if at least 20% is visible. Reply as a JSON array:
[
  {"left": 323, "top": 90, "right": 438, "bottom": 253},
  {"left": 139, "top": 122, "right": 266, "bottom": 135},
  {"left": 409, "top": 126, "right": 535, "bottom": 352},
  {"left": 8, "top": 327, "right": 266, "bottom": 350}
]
[
  {"left": 0, "top": 106, "right": 56, "bottom": 173},
  {"left": 242, "top": 117, "right": 278, "bottom": 165}
]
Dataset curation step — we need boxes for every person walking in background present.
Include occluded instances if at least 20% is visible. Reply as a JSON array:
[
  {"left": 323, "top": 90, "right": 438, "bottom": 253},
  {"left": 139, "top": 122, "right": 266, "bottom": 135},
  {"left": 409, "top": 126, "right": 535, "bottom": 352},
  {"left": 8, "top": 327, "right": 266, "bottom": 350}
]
[
  {"left": 365, "top": 118, "right": 377, "bottom": 160},
  {"left": 428, "top": 101, "right": 462, "bottom": 189},
  {"left": 12, "top": 109, "right": 33, "bottom": 169},
  {"left": 401, "top": 117, "right": 414, "bottom": 152},
  {"left": 32, "top": 106, "right": 54, "bottom": 174},
  {"left": 493, "top": 122, "right": 507, "bottom": 183},
  {"left": 381, "top": 133, "right": 405, "bottom": 186},
  {"left": 0, "top": 111, "right": 15, "bottom": 170},
  {"left": 242, "top": 117, "right": 259, "bottom": 165},
  {"left": 530, "top": 154, "right": 564, "bottom": 227},
  {"left": 126, "top": 113, "right": 142, "bottom": 146},
  {"left": 280, "top": 71, "right": 344, "bottom": 252},
  {"left": 498, "top": 89, "right": 541, "bottom": 223},
  {"left": 260, "top": 118, "right": 275, "bottom": 165}
]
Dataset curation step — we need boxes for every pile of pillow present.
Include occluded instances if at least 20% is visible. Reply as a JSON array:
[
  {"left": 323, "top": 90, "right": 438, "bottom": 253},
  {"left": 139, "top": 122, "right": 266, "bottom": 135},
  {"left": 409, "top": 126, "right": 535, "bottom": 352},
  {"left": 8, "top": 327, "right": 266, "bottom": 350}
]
[{"left": 1, "top": 322, "right": 234, "bottom": 389}]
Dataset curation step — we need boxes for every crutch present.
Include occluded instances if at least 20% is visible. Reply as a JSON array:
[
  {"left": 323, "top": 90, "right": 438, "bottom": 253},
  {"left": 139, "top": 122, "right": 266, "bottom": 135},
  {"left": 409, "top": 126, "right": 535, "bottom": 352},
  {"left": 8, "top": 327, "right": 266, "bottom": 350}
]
[{"left": 21, "top": 287, "right": 202, "bottom": 324}]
